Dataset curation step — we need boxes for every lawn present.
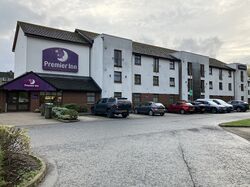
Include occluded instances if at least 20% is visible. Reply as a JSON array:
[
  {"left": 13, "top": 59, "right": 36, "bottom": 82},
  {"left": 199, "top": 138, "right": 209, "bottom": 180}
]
[{"left": 220, "top": 119, "right": 250, "bottom": 127}]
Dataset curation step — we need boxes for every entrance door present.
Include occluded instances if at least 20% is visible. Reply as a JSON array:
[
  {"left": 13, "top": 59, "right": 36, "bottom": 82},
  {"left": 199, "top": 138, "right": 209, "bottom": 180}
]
[{"left": 7, "top": 92, "right": 30, "bottom": 111}]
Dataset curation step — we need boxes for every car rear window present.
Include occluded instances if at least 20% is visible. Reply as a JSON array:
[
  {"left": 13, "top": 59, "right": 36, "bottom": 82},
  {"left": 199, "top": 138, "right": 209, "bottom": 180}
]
[
  {"left": 152, "top": 103, "right": 164, "bottom": 107},
  {"left": 108, "top": 98, "right": 116, "bottom": 103}
]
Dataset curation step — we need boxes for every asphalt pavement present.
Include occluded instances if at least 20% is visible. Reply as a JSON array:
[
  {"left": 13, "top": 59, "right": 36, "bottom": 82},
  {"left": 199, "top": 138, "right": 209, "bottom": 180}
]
[{"left": 28, "top": 112, "right": 250, "bottom": 187}]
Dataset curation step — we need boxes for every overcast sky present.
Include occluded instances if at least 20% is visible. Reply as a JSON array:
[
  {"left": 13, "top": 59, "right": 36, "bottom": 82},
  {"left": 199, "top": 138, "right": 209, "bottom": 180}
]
[{"left": 1, "top": 0, "right": 250, "bottom": 71}]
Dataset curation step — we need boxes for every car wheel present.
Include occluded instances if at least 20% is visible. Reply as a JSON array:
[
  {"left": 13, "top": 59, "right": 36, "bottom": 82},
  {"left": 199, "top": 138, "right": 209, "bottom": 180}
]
[
  {"left": 149, "top": 110, "right": 154, "bottom": 116},
  {"left": 107, "top": 110, "right": 114, "bottom": 118},
  {"left": 160, "top": 113, "right": 164, "bottom": 116},
  {"left": 211, "top": 108, "right": 217, "bottom": 113},
  {"left": 91, "top": 108, "right": 96, "bottom": 115},
  {"left": 180, "top": 109, "right": 185, "bottom": 114},
  {"left": 236, "top": 107, "right": 241, "bottom": 112},
  {"left": 122, "top": 113, "right": 128, "bottom": 118}
]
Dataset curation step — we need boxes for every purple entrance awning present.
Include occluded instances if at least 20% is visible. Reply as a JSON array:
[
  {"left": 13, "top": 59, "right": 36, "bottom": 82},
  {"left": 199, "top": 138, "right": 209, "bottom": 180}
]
[{"left": 3, "top": 72, "right": 56, "bottom": 91}]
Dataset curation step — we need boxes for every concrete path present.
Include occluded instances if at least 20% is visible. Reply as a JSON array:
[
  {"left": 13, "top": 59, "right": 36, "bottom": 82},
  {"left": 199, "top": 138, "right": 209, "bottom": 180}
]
[{"left": 0, "top": 112, "right": 59, "bottom": 126}]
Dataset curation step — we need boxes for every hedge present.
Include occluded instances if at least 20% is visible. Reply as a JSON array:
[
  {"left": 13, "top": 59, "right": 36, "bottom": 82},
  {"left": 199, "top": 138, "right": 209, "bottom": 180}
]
[
  {"left": 0, "top": 126, "right": 31, "bottom": 186},
  {"left": 0, "top": 148, "right": 5, "bottom": 186},
  {"left": 52, "top": 107, "right": 78, "bottom": 120},
  {"left": 63, "top": 103, "right": 88, "bottom": 113}
]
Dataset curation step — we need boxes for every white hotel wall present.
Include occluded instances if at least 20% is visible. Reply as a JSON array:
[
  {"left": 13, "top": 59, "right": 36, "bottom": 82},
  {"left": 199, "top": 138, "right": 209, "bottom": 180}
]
[
  {"left": 132, "top": 55, "right": 179, "bottom": 94},
  {"left": 228, "top": 63, "right": 248, "bottom": 101},
  {"left": 172, "top": 51, "right": 210, "bottom": 100},
  {"left": 14, "top": 29, "right": 27, "bottom": 78},
  {"left": 208, "top": 68, "right": 234, "bottom": 96},
  {"left": 99, "top": 34, "right": 133, "bottom": 100},
  {"left": 91, "top": 36, "right": 103, "bottom": 88},
  {"left": 26, "top": 37, "right": 90, "bottom": 76}
]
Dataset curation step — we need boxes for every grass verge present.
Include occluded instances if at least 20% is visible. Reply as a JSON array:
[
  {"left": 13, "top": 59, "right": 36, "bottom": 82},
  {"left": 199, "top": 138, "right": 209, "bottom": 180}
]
[{"left": 220, "top": 119, "right": 250, "bottom": 127}]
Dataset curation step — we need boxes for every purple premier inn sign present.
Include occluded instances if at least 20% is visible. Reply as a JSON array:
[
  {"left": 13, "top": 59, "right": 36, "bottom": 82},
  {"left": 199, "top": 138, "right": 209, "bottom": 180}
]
[
  {"left": 4, "top": 72, "right": 56, "bottom": 91},
  {"left": 42, "top": 48, "right": 79, "bottom": 73}
]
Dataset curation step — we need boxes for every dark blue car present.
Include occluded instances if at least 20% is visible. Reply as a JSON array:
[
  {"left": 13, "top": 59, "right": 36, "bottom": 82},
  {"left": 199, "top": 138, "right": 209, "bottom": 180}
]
[
  {"left": 134, "top": 102, "right": 165, "bottom": 116},
  {"left": 228, "top": 100, "right": 249, "bottom": 112}
]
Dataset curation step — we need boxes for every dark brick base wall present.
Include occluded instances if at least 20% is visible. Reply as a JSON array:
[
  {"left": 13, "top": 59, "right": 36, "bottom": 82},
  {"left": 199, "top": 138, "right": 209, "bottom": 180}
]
[
  {"left": 62, "top": 91, "right": 100, "bottom": 112},
  {"left": 133, "top": 93, "right": 180, "bottom": 107},
  {"left": 209, "top": 95, "right": 234, "bottom": 102},
  {"left": 0, "top": 91, "right": 6, "bottom": 112},
  {"left": 0, "top": 90, "right": 101, "bottom": 113}
]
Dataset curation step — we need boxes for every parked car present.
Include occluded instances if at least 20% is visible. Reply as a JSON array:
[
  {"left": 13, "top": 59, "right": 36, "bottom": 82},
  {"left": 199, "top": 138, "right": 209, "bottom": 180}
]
[
  {"left": 134, "top": 102, "right": 165, "bottom": 116},
  {"left": 191, "top": 101, "right": 206, "bottom": 113},
  {"left": 228, "top": 100, "right": 249, "bottom": 112},
  {"left": 212, "top": 99, "right": 233, "bottom": 113},
  {"left": 91, "top": 97, "right": 132, "bottom": 118},
  {"left": 167, "top": 100, "right": 195, "bottom": 114},
  {"left": 195, "top": 99, "right": 227, "bottom": 113}
]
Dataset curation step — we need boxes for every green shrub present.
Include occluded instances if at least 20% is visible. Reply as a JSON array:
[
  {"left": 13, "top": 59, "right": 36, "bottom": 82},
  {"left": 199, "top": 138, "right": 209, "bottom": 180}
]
[
  {"left": 79, "top": 106, "right": 88, "bottom": 113},
  {"left": 0, "top": 148, "right": 6, "bottom": 186},
  {"left": 63, "top": 103, "right": 80, "bottom": 112},
  {"left": 52, "top": 107, "right": 78, "bottom": 120},
  {"left": 0, "top": 126, "right": 30, "bottom": 157}
]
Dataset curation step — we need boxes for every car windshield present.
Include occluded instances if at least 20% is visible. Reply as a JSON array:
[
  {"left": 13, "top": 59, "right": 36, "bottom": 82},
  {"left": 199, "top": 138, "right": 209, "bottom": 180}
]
[
  {"left": 208, "top": 100, "right": 219, "bottom": 105},
  {"left": 216, "top": 99, "right": 228, "bottom": 105},
  {"left": 213, "top": 100, "right": 222, "bottom": 105}
]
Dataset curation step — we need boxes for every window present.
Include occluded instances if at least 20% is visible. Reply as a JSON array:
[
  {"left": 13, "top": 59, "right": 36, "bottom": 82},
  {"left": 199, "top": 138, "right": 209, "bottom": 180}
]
[
  {"left": 228, "top": 83, "right": 232, "bottom": 91},
  {"left": 114, "top": 50, "right": 122, "bottom": 67},
  {"left": 114, "top": 71, "right": 122, "bottom": 83},
  {"left": 209, "top": 81, "right": 213, "bottom": 90},
  {"left": 209, "top": 67, "right": 212, "bottom": 75},
  {"left": 248, "top": 90, "right": 250, "bottom": 95},
  {"left": 170, "top": 61, "right": 175, "bottom": 70},
  {"left": 188, "top": 79, "right": 192, "bottom": 91},
  {"left": 153, "top": 76, "right": 159, "bottom": 86},
  {"left": 188, "top": 62, "right": 192, "bottom": 76},
  {"left": 101, "top": 98, "right": 108, "bottom": 103},
  {"left": 108, "top": 98, "right": 116, "bottom": 103},
  {"left": 170, "top": 77, "right": 175, "bottom": 87},
  {"left": 219, "top": 82, "right": 223, "bottom": 90},
  {"left": 241, "top": 84, "right": 244, "bottom": 91},
  {"left": 134, "top": 74, "right": 141, "bottom": 85},
  {"left": 248, "top": 81, "right": 250, "bottom": 87},
  {"left": 153, "top": 58, "right": 159, "bottom": 73},
  {"left": 201, "top": 80, "right": 205, "bottom": 92},
  {"left": 87, "top": 93, "right": 95, "bottom": 104},
  {"left": 241, "top": 96, "right": 244, "bottom": 101},
  {"left": 153, "top": 94, "right": 159, "bottom": 103},
  {"left": 114, "top": 92, "right": 122, "bottom": 98},
  {"left": 40, "top": 91, "right": 62, "bottom": 105},
  {"left": 240, "top": 71, "right": 244, "bottom": 82},
  {"left": 133, "top": 93, "right": 141, "bottom": 106},
  {"left": 219, "top": 69, "right": 223, "bottom": 80},
  {"left": 134, "top": 55, "right": 141, "bottom": 65},
  {"left": 2, "top": 77, "right": 8, "bottom": 82},
  {"left": 200, "top": 64, "right": 205, "bottom": 77},
  {"left": 228, "top": 71, "right": 232, "bottom": 78}
]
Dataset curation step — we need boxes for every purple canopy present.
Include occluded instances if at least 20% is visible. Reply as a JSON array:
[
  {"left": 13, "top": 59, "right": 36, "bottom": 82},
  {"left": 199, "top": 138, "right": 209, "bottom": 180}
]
[{"left": 3, "top": 72, "right": 56, "bottom": 91}]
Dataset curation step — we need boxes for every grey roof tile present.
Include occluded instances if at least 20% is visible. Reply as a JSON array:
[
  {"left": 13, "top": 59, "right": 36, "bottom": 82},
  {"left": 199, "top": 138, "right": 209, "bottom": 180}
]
[
  {"left": 132, "top": 42, "right": 178, "bottom": 60},
  {"left": 37, "top": 73, "right": 101, "bottom": 92},
  {"left": 209, "top": 58, "right": 235, "bottom": 70},
  {"left": 13, "top": 21, "right": 91, "bottom": 51}
]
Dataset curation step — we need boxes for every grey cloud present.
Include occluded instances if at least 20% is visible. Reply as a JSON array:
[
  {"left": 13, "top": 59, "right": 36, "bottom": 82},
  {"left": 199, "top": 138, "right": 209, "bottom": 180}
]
[
  {"left": 176, "top": 37, "right": 223, "bottom": 57},
  {"left": 0, "top": 38, "right": 14, "bottom": 71}
]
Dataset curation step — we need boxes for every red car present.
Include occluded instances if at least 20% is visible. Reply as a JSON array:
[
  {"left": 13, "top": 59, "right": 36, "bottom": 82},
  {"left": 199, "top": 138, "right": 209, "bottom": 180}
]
[{"left": 167, "top": 100, "right": 195, "bottom": 114}]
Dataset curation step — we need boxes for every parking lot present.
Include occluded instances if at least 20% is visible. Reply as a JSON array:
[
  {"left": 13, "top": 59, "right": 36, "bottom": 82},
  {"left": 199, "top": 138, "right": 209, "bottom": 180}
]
[{"left": 19, "top": 111, "right": 250, "bottom": 187}]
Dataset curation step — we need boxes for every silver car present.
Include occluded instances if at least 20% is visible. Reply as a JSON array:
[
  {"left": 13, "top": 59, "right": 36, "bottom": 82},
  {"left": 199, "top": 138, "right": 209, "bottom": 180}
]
[{"left": 212, "top": 99, "right": 233, "bottom": 113}]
